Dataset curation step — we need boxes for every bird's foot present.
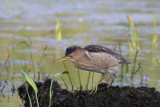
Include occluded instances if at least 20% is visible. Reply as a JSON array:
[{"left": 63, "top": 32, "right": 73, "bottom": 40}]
[
  {"left": 89, "top": 85, "right": 98, "bottom": 94},
  {"left": 104, "top": 74, "right": 115, "bottom": 86},
  {"left": 89, "top": 74, "right": 115, "bottom": 94},
  {"left": 89, "top": 78, "right": 107, "bottom": 94}
]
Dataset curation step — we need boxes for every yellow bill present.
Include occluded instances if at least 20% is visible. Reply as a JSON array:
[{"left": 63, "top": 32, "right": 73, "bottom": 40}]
[{"left": 52, "top": 56, "right": 72, "bottom": 63}]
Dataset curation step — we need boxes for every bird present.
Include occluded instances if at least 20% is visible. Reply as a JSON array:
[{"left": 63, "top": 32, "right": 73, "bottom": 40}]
[{"left": 53, "top": 45, "right": 130, "bottom": 88}]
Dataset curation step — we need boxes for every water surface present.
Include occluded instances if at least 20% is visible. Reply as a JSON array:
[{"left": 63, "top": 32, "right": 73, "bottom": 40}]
[{"left": 0, "top": 0, "right": 160, "bottom": 106}]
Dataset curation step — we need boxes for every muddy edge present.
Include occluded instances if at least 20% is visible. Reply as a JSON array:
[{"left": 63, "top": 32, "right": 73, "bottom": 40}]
[{"left": 18, "top": 79, "right": 160, "bottom": 107}]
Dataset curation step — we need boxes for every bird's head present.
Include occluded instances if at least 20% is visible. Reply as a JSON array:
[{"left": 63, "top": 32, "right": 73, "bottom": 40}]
[{"left": 52, "top": 46, "right": 83, "bottom": 63}]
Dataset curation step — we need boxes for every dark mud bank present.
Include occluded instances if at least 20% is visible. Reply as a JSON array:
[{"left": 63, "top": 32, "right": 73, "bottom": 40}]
[{"left": 18, "top": 79, "right": 160, "bottom": 107}]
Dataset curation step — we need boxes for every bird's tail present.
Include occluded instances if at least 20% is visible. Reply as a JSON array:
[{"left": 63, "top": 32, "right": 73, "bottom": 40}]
[{"left": 119, "top": 57, "right": 131, "bottom": 64}]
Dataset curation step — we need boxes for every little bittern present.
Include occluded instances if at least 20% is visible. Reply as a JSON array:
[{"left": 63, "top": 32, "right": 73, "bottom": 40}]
[{"left": 53, "top": 45, "right": 130, "bottom": 85}]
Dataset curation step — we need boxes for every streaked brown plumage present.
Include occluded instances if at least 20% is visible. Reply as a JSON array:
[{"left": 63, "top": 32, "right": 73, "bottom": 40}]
[{"left": 53, "top": 45, "right": 130, "bottom": 77}]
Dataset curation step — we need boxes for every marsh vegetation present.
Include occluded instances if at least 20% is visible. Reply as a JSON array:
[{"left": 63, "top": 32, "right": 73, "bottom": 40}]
[{"left": 0, "top": 0, "right": 160, "bottom": 106}]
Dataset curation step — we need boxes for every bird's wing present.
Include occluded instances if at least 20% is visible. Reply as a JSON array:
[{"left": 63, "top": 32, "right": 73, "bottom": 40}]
[
  {"left": 84, "top": 45, "right": 130, "bottom": 68},
  {"left": 89, "top": 52, "right": 120, "bottom": 68}
]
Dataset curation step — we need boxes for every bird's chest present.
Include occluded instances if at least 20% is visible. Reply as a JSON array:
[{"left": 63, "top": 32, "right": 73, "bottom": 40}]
[{"left": 72, "top": 58, "right": 102, "bottom": 72}]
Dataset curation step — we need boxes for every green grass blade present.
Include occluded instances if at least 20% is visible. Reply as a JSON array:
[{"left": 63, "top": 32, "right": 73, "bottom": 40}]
[
  {"left": 91, "top": 72, "right": 95, "bottom": 88},
  {"left": 21, "top": 69, "right": 39, "bottom": 107},
  {"left": 125, "top": 34, "right": 133, "bottom": 52},
  {"left": 156, "top": 55, "right": 160, "bottom": 64},
  {"left": 152, "top": 18, "right": 158, "bottom": 50},
  {"left": 20, "top": 38, "right": 36, "bottom": 77},
  {"left": 49, "top": 73, "right": 62, "bottom": 107},
  {"left": 25, "top": 84, "right": 32, "bottom": 107},
  {"left": 55, "top": 16, "right": 62, "bottom": 42},
  {"left": 21, "top": 70, "right": 38, "bottom": 93},
  {"left": 130, "top": 50, "right": 139, "bottom": 80},
  {"left": 1, "top": 38, "right": 5, "bottom": 59},
  {"left": 128, "top": 14, "right": 135, "bottom": 49},
  {"left": 77, "top": 69, "right": 82, "bottom": 90},
  {"left": 62, "top": 71, "right": 74, "bottom": 91},
  {"left": 86, "top": 72, "right": 91, "bottom": 90},
  {"left": 124, "top": 64, "right": 129, "bottom": 76},
  {"left": 127, "top": 13, "right": 139, "bottom": 51},
  {"left": 22, "top": 64, "right": 27, "bottom": 72},
  {"left": 61, "top": 76, "right": 68, "bottom": 89}
]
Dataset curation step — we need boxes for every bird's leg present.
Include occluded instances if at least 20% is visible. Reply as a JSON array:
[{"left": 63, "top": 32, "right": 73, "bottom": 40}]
[
  {"left": 90, "top": 73, "right": 108, "bottom": 94},
  {"left": 104, "top": 73, "right": 117, "bottom": 87},
  {"left": 98, "top": 73, "right": 108, "bottom": 84}
]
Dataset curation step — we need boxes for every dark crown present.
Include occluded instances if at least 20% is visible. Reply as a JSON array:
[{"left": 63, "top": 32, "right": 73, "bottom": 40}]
[{"left": 65, "top": 46, "right": 81, "bottom": 56}]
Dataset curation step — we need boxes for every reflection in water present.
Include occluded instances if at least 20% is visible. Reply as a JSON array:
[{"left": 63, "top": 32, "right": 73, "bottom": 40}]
[{"left": 0, "top": 0, "right": 160, "bottom": 106}]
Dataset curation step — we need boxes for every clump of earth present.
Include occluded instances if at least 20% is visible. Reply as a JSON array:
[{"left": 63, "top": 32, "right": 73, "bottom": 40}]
[{"left": 18, "top": 79, "right": 160, "bottom": 107}]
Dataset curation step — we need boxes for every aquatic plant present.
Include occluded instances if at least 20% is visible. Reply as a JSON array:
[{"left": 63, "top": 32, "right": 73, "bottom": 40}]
[
  {"left": 63, "top": 70, "right": 74, "bottom": 91},
  {"left": 91, "top": 72, "right": 95, "bottom": 88},
  {"left": 78, "top": 69, "right": 83, "bottom": 90},
  {"left": 20, "top": 36, "right": 36, "bottom": 78},
  {"left": 11, "top": 47, "right": 16, "bottom": 81},
  {"left": 152, "top": 18, "right": 159, "bottom": 50},
  {"left": 118, "top": 41, "right": 142, "bottom": 85},
  {"left": 126, "top": 13, "right": 140, "bottom": 52},
  {"left": 62, "top": 62, "right": 74, "bottom": 91},
  {"left": 118, "top": 42, "right": 124, "bottom": 79},
  {"left": 130, "top": 50, "right": 139, "bottom": 80},
  {"left": 25, "top": 83, "right": 32, "bottom": 107},
  {"left": 61, "top": 76, "right": 68, "bottom": 89},
  {"left": 86, "top": 72, "right": 91, "bottom": 90},
  {"left": 37, "top": 45, "right": 48, "bottom": 80},
  {"left": 49, "top": 71, "right": 75, "bottom": 106},
  {"left": 21, "top": 69, "right": 39, "bottom": 107},
  {"left": 49, "top": 73, "right": 62, "bottom": 107},
  {"left": 0, "top": 38, "right": 5, "bottom": 60},
  {"left": 55, "top": 16, "right": 62, "bottom": 42},
  {"left": 151, "top": 17, "right": 160, "bottom": 65}
]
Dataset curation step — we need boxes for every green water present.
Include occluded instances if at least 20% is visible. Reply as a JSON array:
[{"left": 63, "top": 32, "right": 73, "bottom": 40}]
[{"left": 0, "top": 0, "right": 160, "bottom": 106}]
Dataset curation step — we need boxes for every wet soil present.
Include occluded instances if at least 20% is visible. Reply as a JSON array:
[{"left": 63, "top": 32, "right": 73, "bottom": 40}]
[{"left": 18, "top": 79, "right": 160, "bottom": 107}]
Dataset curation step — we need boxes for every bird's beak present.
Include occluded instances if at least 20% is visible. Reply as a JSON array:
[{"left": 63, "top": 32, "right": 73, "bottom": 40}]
[{"left": 51, "top": 56, "right": 72, "bottom": 63}]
